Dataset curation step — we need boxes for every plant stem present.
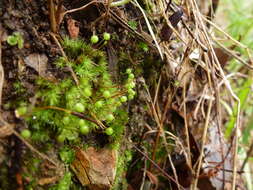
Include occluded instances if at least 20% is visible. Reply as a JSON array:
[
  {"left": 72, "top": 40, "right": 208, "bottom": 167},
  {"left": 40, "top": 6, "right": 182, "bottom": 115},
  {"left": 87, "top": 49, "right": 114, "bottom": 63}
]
[{"left": 110, "top": 0, "right": 132, "bottom": 7}]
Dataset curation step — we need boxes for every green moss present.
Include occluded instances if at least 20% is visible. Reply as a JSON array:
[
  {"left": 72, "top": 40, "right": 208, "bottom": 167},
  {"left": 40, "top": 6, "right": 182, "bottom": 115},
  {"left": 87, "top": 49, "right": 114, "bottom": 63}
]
[
  {"left": 49, "top": 172, "right": 72, "bottom": 190},
  {"left": 112, "top": 149, "right": 133, "bottom": 190},
  {"left": 24, "top": 38, "right": 135, "bottom": 143},
  {"left": 8, "top": 38, "right": 137, "bottom": 189},
  {"left": 7, "top": 32, "right": 24, "bottom": 49}
]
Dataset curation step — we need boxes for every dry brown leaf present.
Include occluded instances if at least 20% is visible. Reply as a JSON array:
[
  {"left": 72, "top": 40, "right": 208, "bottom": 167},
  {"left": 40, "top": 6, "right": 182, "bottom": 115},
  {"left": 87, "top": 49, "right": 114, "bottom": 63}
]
[
  {"left": 71, "top": 147, "right": 117, "bottom": 190},
  {"left": 38, "top": 176, "right": 59, "bottom": 186},
  {"left": 24, "top": 53, "right": 48, "bottom": 76},
  {"left": 146, "top": 170, "right": 159, "bottom": 186},
  {"left": 67, "top": 19, "right": 79, "bottom": 39}
]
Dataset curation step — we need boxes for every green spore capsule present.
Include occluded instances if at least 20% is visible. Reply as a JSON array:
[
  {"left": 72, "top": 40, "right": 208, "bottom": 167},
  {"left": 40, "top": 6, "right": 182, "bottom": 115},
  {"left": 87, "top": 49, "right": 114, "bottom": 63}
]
[
  {"left": 90, "top": 35, "right": 99, "bottom": 44},
  {"left": 80, "top": 125, "right": 89, "bottom": 135},
  {"left": 105, "top": 127, "right": 114, "bottom": 136},
  {"left": 21, "top": 129, "right": 31, "bottom": 139},
  {"left": 106, "top": 114, "right": 115, "bottom": 121},
  {"left": 95, "top": 101, "right": 103, "bottom": 108},
  {"left": 103, "top": 32, "right": 111, "bottom": 41},
  {"left": 120, "top": 96, "right": 127, "bottom": 103},
  {"left": 103, "top": 90, "right": 111, "bottom": 98},
  {"left": 57, "top": 135, "right": 66, "bottom": 143},
  {"left": 83, "top": 87, "right": 92, "bottom": 97},
  {"left": 74, "top": 103, "right": 85, "bottom": 112}
]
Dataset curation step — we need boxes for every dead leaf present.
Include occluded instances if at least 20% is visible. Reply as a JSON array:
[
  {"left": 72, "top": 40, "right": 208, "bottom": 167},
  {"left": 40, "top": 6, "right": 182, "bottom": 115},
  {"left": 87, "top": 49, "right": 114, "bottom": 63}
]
[
  {"left": 67, "top": 19, "right": 79, "bottom": 39},
  {"left": 38, "top": 176, "right": 59, "bottom": 186},
  {"left": 146, "top": 170, "right": 159, "bottom": 186},
  {"left": 24, "top": 53, "right": 48, "bottom": 76},
  {"left": 0, "top": 124, "right": 13, "bottom": 138},
  {"left": 71, "top": 147, "right": 117, "bottom": 190},
  {"left": 160, "top": 9, "right": 184, "bottom": 41}
]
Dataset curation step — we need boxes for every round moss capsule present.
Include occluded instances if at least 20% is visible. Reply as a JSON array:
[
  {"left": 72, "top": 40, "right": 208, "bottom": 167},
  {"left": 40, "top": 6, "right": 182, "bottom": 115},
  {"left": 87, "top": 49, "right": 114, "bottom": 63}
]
[
  {"left": 74, "top": 103, "right": 85, "bottom": 112},
  {"left": 103, "top": 90, "right": 111, "bottom": 98},
  {"left": 103, "top": 32, "right": 111, "bottom": 41},
  {"left": 128, "top": 89, "right": 136, "bottom": 96},
  {"left": 7, "top": 36, "right": 18, "bottom": 46},
  {"left": 78, "top": 119, "right": 86, "bottom": 126},
  {"left": 128, "top": 94, "right": 134, "bottom": 100},
  {"left": 105, "top": 127, "right": 114, "bottom": 136},
  {"left": 57, "top": 134, "right": 65, "bottom": 143},
  {"left": 83, "top": 87, "right": 92, "bottom": 97},
  {"left": 129, "top": 81, "right": 136, "bottom": 88},
  {"left": 15, "top": 106, "right": 27, "bottom": 117},
  {"left": 106, "top": 114, "right": 115, "bottom": 121},
  {"left": 120, "top": 96, "right": 127, "bottom": 103},
  {"left": 21, "top": 129, "right": 31, "bottom": 139},
  {"left": 128, "top": 73, "right": 134, "bottom": 79},
  {"left": 95, "top": 101, "right": 103, "bottom": 108},
  {"left": 80, "top": 125, "right": 89, "bottom": 135},
  {"left": 126, "top": 68, "right": 132, "bottom": 74},
  {"left": 90, "top": 35, "right": 99, "bottom": 44}
]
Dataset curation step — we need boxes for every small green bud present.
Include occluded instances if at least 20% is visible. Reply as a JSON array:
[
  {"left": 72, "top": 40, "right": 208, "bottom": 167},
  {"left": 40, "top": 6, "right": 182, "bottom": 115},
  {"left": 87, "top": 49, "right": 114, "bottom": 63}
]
[
  {"left": 90, "top": 35, "right": 99, "bottom": 44},
  {"left": 120, "top": 96, "right": 127, "bottom": 103},
  {"left": 128, "top": 73, "right": 134, "bottom": 79},
  {"left": 80, "top": 125, "right": 89, "bottom": 135},
  {"left": 129, "top": 81, "right": 136, "bottom": 88},
  {"left": 83, "top": 87, "right": 92, "bottom": 97},
  {"left": 128, "top": 89, "right": 136, "bottom": 96},
  {"left": 128, "top": 94, "right": 134, "bottom": 100},
  {"left": 105, "top": 127, "right": 114, "bottom": 136},
  {"left": 103, "top": 32, "right": 111, "bottom": 41},
  {"left": 57, "top": 134, "right": 65, "bottom": 143},
  {"left": 95, "top": 101, "right": 103, "bottom": 108},
  {"left": 103, "top": 90, "right": 111, "bottom": 98},
  {"left": 15, "top": 106, "right": 27, "bottom": 117},
  {"left": 74, "top": 103, "right": 85, "bottom": 112},
  {"left": 7, "top": 35, "right": 18, "bottom": 46},
  {"left": 21, "top": 129, "right": 31, "bottom": 139},
  {"left": 126, "top": 68, "right": 132, "bottom": 74},
  {"left": 78, "top": 119, "right": 86, "bottom": 126},
  {"left": 106, "top": 114, "right": 114, "bottom": 121}
]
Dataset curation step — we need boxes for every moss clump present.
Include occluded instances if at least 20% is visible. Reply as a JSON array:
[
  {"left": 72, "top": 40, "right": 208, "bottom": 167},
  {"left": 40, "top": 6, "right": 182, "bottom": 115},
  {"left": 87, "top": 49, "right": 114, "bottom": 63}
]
[
  {"left": 25, "top": 38, "right": 135, "bottom": 143},
  {"left": 112, "top": 149, "right": 133, "bottom": 190},
  {"left": 49, "top": 172, "right": 72, "bottom": 190}
]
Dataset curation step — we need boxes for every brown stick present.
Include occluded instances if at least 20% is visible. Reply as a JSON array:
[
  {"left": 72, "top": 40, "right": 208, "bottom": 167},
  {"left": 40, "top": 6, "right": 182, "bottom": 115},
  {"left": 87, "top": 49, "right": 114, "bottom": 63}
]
[{"left": 47, "top": 0, "right": 57, "bottom": 33}]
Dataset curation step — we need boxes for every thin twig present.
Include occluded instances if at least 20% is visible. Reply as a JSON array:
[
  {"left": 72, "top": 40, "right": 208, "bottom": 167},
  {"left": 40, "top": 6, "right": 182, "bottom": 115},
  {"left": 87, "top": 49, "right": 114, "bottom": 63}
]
[
  {"left": 63, "top": 0, "right": 98, "bottom": 15},
  {"left": 0, "top": 28, "right": 3, "bottom": 107},
  {"left": 241, "top": 141, "right": 253, "bottom": 171},
  {"left": 13, "top": 130, "right": 58, "bottom": 166},
  {"left": 133, "top": 144, "right": 185, "bottom": 189},
  {"left": 192, "top": 98, "right": 213, "bottom": 189},
  {"left": 49, "top": 32, "right": 79, "bottom": 85},
  {"left": 132, "top": 0, "right": 164, "bottom": 60},
  {"left": 214, "top": 38, "right": 253, "bottom": 70}
]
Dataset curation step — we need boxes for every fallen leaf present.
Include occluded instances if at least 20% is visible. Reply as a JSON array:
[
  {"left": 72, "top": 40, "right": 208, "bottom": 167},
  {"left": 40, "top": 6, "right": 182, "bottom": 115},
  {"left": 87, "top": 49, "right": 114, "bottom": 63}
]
[
  {"left": 146, "top": 170, "right": 159, "bottom": 186},
  {"left": 38, "top": 176, "right": 59, "bottom": 186},
  {"left": 71, "top": 147, "right": 117, "bottom": 190},
  {"left": 24, "top": 53, "right": 48, "bottom": 76},
  {"left": 67, "top": 19, "right": 79, "bottom": 39},
  {"left": 160, "top": 9, "right": 184, "bottom": 41}
]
